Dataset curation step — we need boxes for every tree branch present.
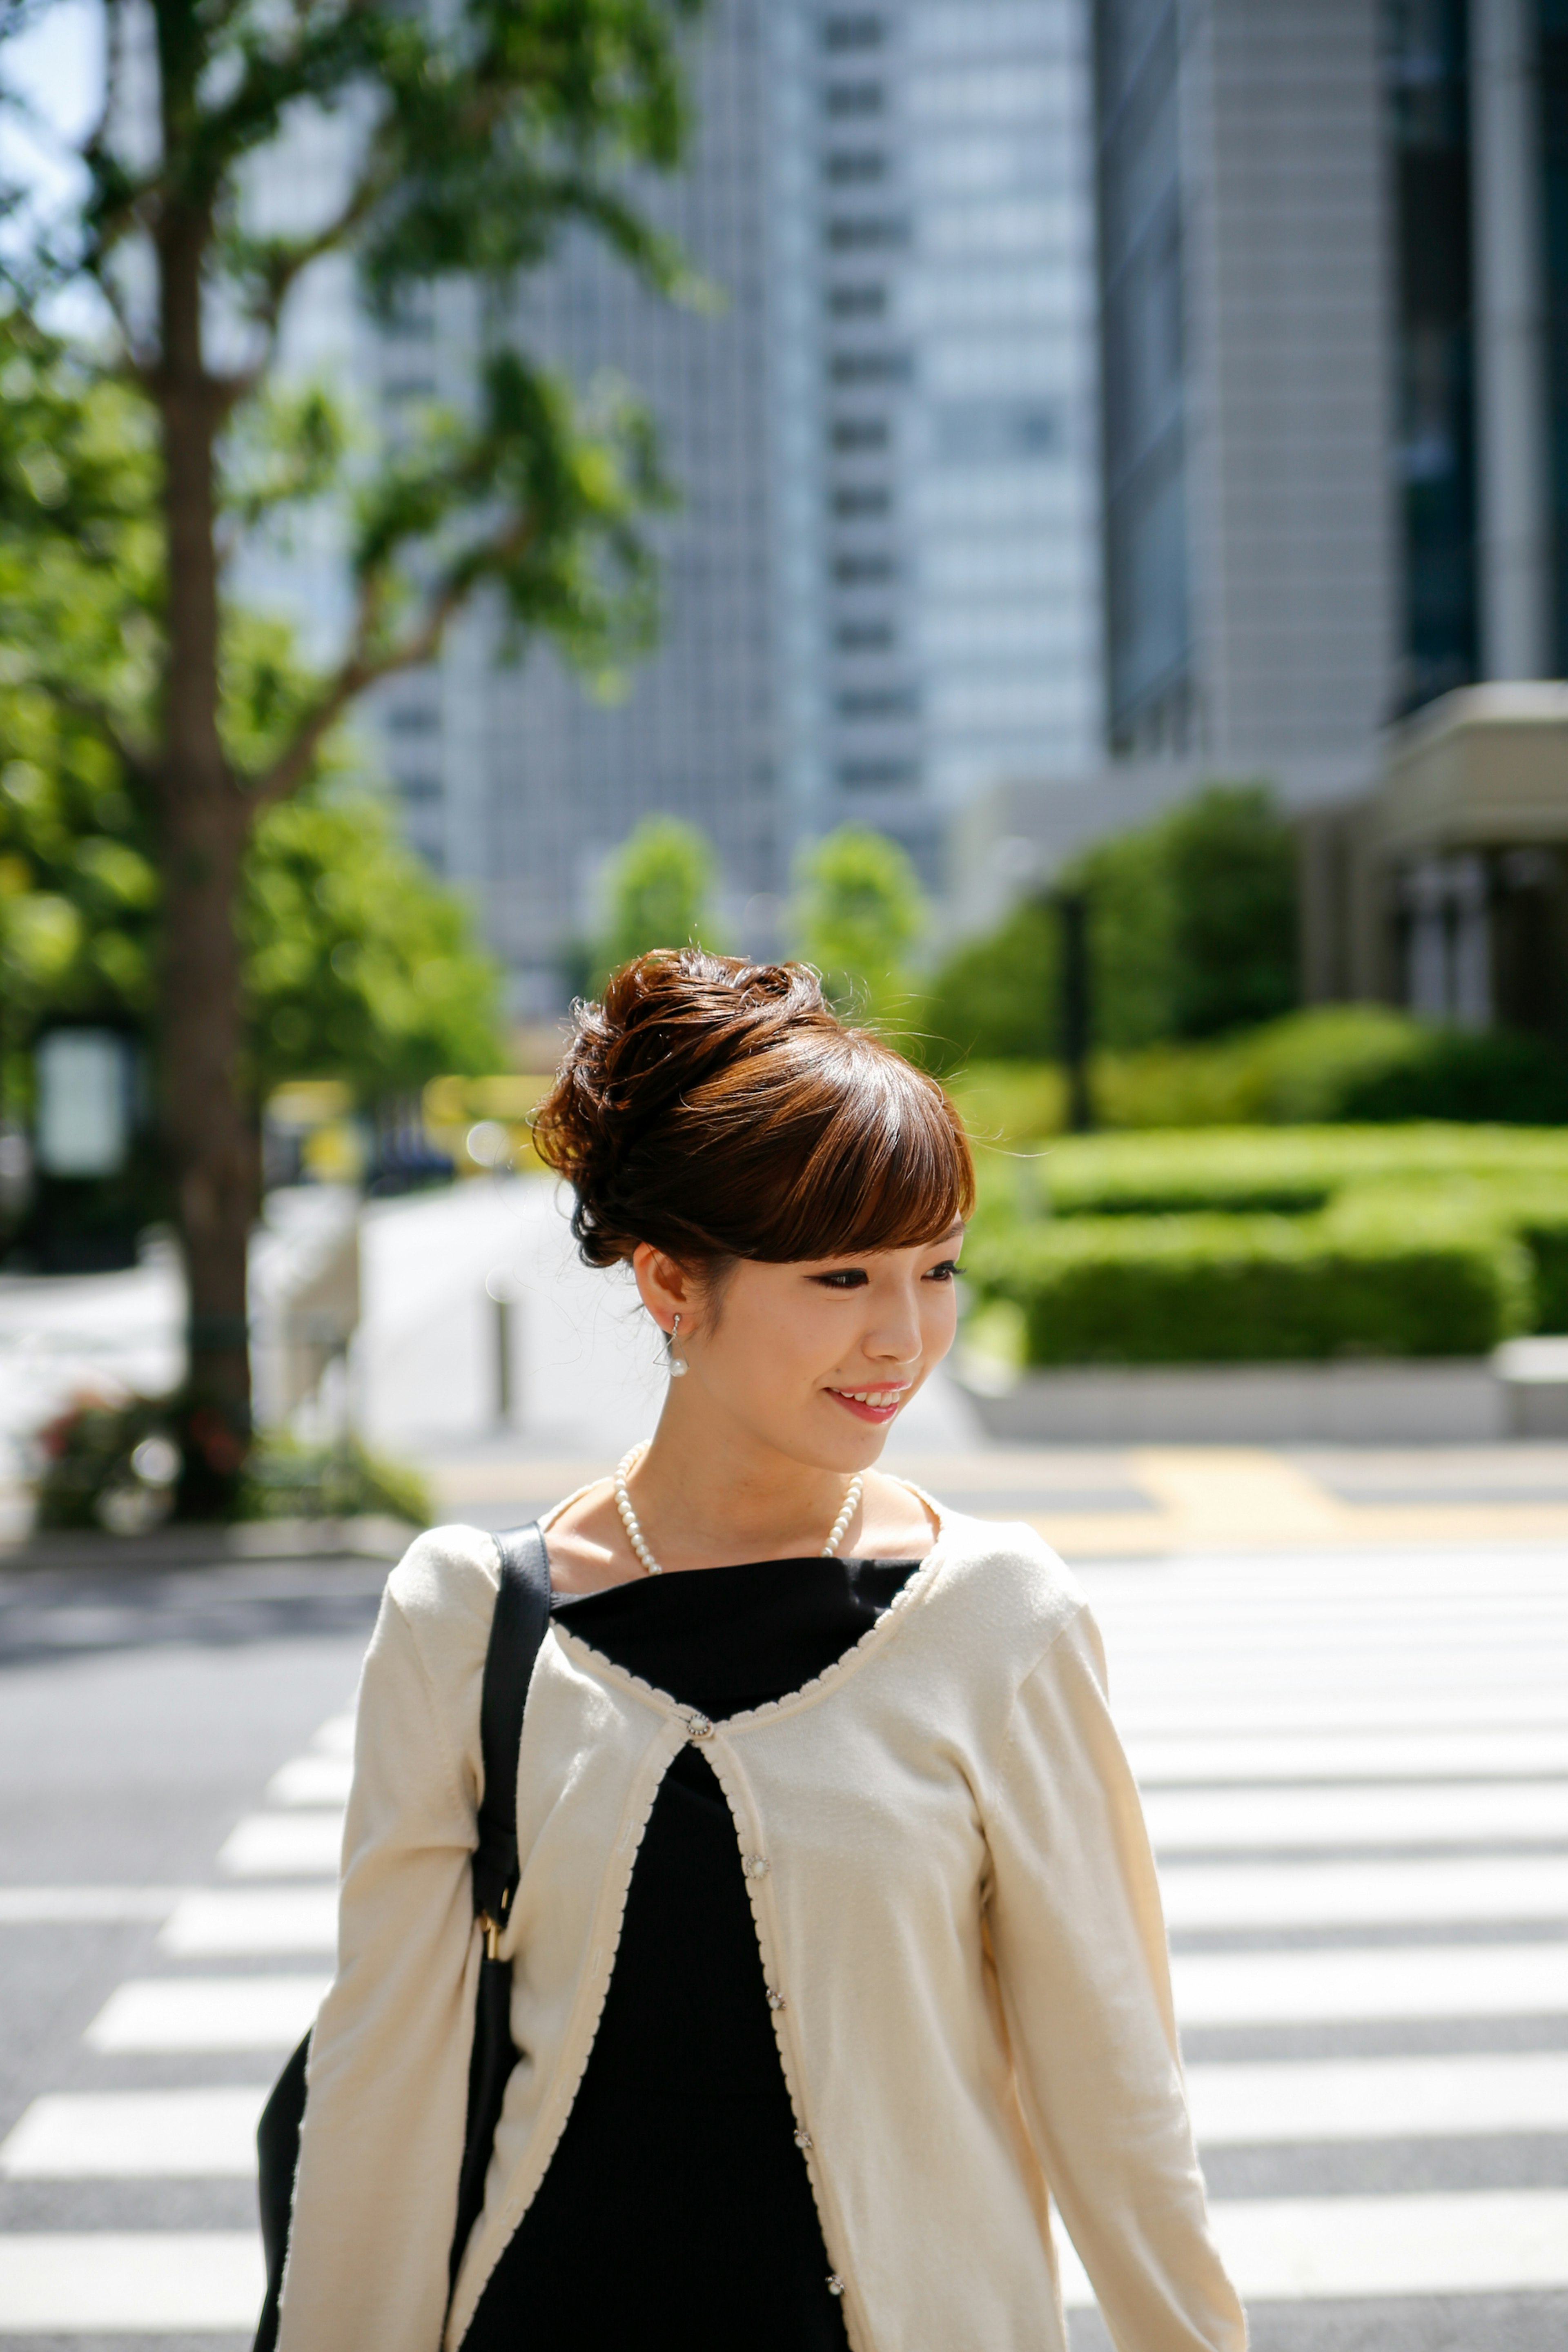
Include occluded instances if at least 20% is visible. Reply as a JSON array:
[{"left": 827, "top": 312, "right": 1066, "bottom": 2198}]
[
  {"left": 18, "top": 670, "right": 152, "bottom": 781},
  {"left": 245, "top": 510, "right": 537, "bottom": 813}
]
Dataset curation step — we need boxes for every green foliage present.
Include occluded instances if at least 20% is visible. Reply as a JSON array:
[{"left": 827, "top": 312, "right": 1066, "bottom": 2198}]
[
  {"left": 1062, "top": 782, "right": 1298, "bottom": 1047},
  {"left": 236, "top": 1430, "right": 431, "bottom": 1528},
  {"left": 0, "top": 1, "right": 707, "bottom": 790},
  {"left": 0, "top": 320, "right": 499, "bottom": 1109},
  {"left": 32, "top": 1389, "right": 430, "bottom": 1532},
  {"left": 794, "top": 825, "right": 927, "bottom": 1025},
  {"left": 924, "top": 896, "right": 1058, "bottom": 1065},
  {"left": 978, "top": 1124, "right": 1568, "bottom": 1222},
  {"left": 1159, "top": 783, "right": 1300, "bottom": 1037},
  {"left": 965, "top": 1198, "right": 1531, "bottom": 1368},
  {"left": 945, "top": 1007, "right": 1568, "bottom": 1144},
  {"left": 245, "top": 794, "right": 503, "bottom": 1100},
  {"left": 963, "top": 1124, "right": 1568, "bottom": 1361},
  {"left": 932, "top": 784, "right": 1299, "bottom": 1063},
  {"left": 1067, "top": 820, "right": 1177, "bottom": 1051},
  {"left": 592, "top": 815, "right": 720, "bottom": 987}
]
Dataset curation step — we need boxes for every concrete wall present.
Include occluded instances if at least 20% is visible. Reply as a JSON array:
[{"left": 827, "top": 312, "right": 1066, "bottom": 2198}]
[{"left": 1182, "top": 0, "right": 1398, "bottom": 767}]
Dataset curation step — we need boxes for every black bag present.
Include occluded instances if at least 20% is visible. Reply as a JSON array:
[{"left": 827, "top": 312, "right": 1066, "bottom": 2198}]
[{"left": 252, "top": 1522, "right": 552, "bottom": 2351}]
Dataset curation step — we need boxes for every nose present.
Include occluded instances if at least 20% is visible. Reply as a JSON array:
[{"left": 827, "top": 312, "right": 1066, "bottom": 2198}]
[{"left": 865, "top": 1278, "right": 922, "bottom": 1366}]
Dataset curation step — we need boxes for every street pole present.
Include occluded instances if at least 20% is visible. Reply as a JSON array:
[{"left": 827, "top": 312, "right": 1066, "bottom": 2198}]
[
  {"left": 1056, "top": 888, "right": 1093, "bottom": 1134},
  {"left": 486, "top": 1267, "right": 519, "bottom": 1427}
]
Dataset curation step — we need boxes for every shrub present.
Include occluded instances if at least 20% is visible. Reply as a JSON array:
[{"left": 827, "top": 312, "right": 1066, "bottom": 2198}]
[
  {"left": 945, "top": 1009, "right": 1568, "bottom": 1140},
  {"left": 236, "top": 1430, "right": 431, "bottom": 1526},
  {"left": 976, "top": 1124, "right": 1568, "bottom": 1222},
  {"left": 964, "top": 1201, "right": 1530, "bottom": 1367},
  {"left": 1336, "top": 1027, "right": 1568, "bottom": 1123},
  {"left": 31, "top": 1390, "right": 430, "bottom": 1532}
]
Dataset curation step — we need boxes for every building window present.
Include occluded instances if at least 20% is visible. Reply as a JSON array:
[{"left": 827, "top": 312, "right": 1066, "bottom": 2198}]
[
  {"left": 828, "top": 283, "right": 887, "bottom": 318},
  {"left": 933, "top": 398, "right": 1061, "bottom": 463},
  {"left": 826, "top": 150, "right": 886, "bottom": 184},
  {"left": 826, "top": 214, "right": 907, "bottom": 252},
  {"left": 832, "top": 485, "right": 892, "bottom": 518},
  {"left": 836, "top": 620, "right": 895, "bottom": 651},
  {"left": 832, "top": 416, "right": 890, "bottom": 451},
  {"left": 824, "top": 13, "right": 884, "bottom": 51},
  {"left": 830, "top": 350, "right": 911, "bottom": 385},
  {"left": 838, "top": 687, "right": 918, "bottom": 719},
  {"left": 833, "top": 552, "right": 896, "bottom": 584},
  {"left": 837, "top": 757, "right": 919, "bottom": 788},
  {"left": 826, "top": 82, "right": 884, "bottom": 118}
]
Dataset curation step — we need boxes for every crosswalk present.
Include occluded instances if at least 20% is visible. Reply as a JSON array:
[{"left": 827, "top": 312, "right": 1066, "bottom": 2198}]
[{"left": 0, "top": 1546, "right": 1565, "bottom": 2341}]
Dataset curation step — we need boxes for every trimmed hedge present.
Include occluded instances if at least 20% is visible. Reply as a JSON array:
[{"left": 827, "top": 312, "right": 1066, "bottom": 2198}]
[
  {"left": 943, "top": 1008, "right": 1568, "bottom": 1136},
  {"left": 965, "top": 1200, "right": 1531, "bottom": 1366},
  {"left": 993, "top": 1126, "right": 1568, "bottom": 1220}
]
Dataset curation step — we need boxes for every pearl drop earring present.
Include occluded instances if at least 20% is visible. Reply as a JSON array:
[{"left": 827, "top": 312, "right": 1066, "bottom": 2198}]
[{"left": 666, "top": 1313, "right": 688, "bottom": 1377}]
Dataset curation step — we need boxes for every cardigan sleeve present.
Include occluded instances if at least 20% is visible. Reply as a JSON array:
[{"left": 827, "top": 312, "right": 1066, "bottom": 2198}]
[
  {"left": 276, "top": 1551, "right": 490, "bottom": 2352},
  {"left": 983, "top": 1603, "right": 1247, "bottom": 2352}
]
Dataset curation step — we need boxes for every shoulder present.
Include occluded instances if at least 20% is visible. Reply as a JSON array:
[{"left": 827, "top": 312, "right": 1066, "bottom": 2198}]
[
  {"left": 918, "top": 1501, "right": 1089, "bottom": 1657},
  {"left": 381, "top": 1520, "right": 500, "bottom": 1671}
]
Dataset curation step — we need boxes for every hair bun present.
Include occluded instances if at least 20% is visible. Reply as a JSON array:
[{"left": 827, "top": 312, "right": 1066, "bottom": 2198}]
[{"left": 532, "top": 947, "right": 972, "bottom": 1269}]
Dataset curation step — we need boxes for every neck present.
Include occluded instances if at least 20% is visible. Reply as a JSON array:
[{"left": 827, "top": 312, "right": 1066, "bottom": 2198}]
[{"left": 628, "top": 1391, "right": 866, "bottom": 1568}]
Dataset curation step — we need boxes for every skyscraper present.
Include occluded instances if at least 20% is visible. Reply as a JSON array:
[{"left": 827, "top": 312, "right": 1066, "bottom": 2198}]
[
  {"left": 1093, "top": 0, "right": 1567, "bottom": 766},
  {"left": 355, "top": 0, "right": 1103, "bottom": 1015}
]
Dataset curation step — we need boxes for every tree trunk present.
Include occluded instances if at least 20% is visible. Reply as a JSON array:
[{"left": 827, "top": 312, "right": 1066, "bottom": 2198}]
[{"left": 154, "top": 203, "right": 257, "bottom": 1506}]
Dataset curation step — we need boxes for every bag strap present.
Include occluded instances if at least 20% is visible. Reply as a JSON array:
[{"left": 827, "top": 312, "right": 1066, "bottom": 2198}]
[{"left": 471, "top": 1521, "right": 552, "bottom": 1947}]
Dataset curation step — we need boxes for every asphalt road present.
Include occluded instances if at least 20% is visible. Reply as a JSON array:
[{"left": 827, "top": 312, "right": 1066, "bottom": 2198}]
[{"left": 1, "top": 1530, "right": 1565, "bottom": 2350}]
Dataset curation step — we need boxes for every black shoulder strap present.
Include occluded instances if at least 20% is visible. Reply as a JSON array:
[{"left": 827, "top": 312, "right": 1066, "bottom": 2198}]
[{"left": 472, "top": 1521, "right": 552, "bottom": 1930}]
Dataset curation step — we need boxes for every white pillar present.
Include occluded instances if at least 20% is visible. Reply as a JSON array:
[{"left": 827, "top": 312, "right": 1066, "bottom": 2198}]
[{"left": 1470, "top": 0, "right": 1553, "bottom": 679}]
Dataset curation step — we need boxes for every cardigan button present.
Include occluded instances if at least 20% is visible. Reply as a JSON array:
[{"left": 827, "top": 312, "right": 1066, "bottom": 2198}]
[
  {"left": 794, "top": 2129, "right": 813, "bottom": 2151},
  {"left": 767, "top": 1989, "right": 787, "bottom": 2012},
  {"left": 826, "top": 2276, "right": 844, "bottom": 2297},
  {"left": 743, "top": 1854, "right": 769, "bottom": 1878},
  {"left": 684, "top": 1712, "right": 714, "bottom": 1741}
]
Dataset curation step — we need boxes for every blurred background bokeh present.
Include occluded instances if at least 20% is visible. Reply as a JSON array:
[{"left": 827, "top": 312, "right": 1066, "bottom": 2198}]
[{"left": 0, "top": 3, "right": 1565, "bottom": 2348}]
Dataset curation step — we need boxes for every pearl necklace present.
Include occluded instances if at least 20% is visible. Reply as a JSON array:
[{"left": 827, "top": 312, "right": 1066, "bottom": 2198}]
[{"left": 613, "top": 1441, "right": 863, "bottom": 1578}]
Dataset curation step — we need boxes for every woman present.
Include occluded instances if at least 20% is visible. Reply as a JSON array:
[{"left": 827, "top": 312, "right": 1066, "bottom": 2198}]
[{"left": 277, "top": 951, "right": 1246, "bottom": 2352}]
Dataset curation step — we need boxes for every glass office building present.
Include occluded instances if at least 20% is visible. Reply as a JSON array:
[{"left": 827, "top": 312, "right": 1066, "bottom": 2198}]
[
  {"left": 354, "top": 0, "right": 1102, "bottom": 1013},
  {"left": 1094, "top": 0, "right": 1396, "bottom": 769},
  {"left": 1095, "top": 0, "right": 1568, "bottom": 767}
]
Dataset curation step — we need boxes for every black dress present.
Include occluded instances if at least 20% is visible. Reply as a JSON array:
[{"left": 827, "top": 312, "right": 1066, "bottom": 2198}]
[{"left": 462, "top": 1555, "right": 921, "bottom": 2352}]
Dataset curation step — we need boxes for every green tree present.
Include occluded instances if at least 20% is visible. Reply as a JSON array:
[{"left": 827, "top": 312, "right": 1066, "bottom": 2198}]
[
  {"left": 794, "top": 825, "right": 926, "bottom": 1026},
  {"left": 1068, "top": 822, "right": 1178, "bottom": 1051},
  {"left": 1065, "top": 783, "right": 1297, "bottom": 1048},
  {"left": 923, "top": 895, "right": 1058, "bottom": 1070},
  {"left": 0, "top": 0, "right": 702, "bottom": 1468},
  {"left": 245, "top": 795, "right": 501, "bottom": 1101},
  {"left": 1163, "top": 784, "right": 1298, "bottom": 1037},
  {"left": 592, "top": 815, "right": 719, "bottom": 987}
]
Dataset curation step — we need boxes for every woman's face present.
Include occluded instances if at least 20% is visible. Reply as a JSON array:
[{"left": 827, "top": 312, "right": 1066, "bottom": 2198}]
[{"left": 639, "top": 1221, "right": 965, "bottom": 1473}]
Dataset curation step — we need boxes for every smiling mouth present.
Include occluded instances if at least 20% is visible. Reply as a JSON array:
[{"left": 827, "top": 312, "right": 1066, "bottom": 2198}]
[{"left": 826, "top": 1384, "right": 910, "bottom": 1422}]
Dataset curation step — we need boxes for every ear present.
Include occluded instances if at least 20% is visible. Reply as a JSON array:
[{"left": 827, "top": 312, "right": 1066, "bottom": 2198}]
[{"left": 631, "top": 1243, "right": 698, "bottom": 1336}]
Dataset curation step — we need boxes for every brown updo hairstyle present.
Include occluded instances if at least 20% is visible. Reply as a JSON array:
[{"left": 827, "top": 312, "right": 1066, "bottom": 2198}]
[{"left": 532, "top": 950, "right": 975, "bottom": 1274}]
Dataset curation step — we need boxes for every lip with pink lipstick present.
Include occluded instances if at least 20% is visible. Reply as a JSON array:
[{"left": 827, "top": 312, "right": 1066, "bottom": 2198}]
[{"left": 825, "top": 1381, "right": 911, "bottom": 1424}]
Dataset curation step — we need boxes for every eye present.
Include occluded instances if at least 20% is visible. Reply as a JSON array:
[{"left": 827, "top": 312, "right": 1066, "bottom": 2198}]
[
  {"left": 811, "top": 1269, "right": 869, "bottom": 1290},
  {"left": 924, "top": 1258, "right": 962, "bottom": 1282}
]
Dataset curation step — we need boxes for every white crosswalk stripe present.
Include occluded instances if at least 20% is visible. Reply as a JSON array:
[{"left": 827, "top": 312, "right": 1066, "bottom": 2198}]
[
  {"left": 85, "top": 1974, "right": 330, "bottom": 2054},
  {"left": 3, "top": 1546, "right": 1566, "bottom": 2339},
  {"left": 1, "top": 2091, "right": 268, "bottom": 2179}
]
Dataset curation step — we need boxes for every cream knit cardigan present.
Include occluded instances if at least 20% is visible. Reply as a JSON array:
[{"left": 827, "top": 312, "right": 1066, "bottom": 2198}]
[{"left": 277, "top": 1502, "right": 1246, "bottom": 2352}]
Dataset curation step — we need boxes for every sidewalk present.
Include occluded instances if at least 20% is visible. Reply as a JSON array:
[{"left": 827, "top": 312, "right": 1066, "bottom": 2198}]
[{"left": 422, "top": 1437, "right": 1568, "bottom": 1559}]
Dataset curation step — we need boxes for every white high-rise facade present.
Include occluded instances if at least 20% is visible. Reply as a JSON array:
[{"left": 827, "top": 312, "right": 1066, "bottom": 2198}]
[{"left": 255, "top": 2, "right": 1103, "bottom": 1015}]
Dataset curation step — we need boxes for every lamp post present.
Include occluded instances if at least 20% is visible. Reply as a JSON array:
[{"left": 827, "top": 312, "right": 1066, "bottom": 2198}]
[{"left": 1056, "top": 887, "right": 1093, "bottom": 1134}]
